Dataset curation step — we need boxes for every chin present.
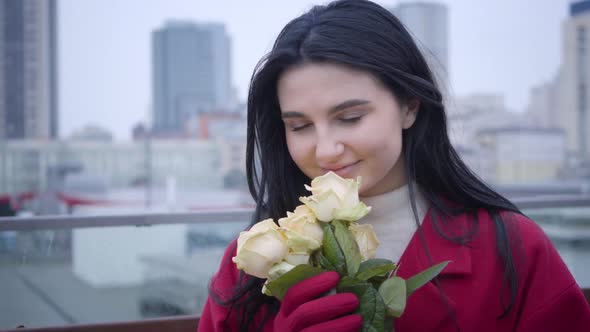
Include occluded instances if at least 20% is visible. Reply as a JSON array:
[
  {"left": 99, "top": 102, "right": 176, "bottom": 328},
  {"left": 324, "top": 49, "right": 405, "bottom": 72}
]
[{"left": 358, "top": 184, "right": 371, "bottom": 197}]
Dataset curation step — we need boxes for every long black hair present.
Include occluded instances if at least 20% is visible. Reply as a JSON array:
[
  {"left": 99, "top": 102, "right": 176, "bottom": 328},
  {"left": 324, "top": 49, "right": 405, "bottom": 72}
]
[{"left": 210, "top": 1, "right": 522, "bottom": 330}]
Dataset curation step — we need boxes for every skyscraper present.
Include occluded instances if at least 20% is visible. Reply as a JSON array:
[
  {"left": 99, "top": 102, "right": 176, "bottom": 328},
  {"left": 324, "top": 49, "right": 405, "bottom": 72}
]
[
  {"left": 558, "top": 0, "right": 590, "bottom": 161},
  {"left": 391, "top": 2, "right": 449, "bottom": 89},
  {"left": 152, "top": 21, "right": 232, "bottom": 135},
  {"left": 0, "top": 0, "right": 59, "bottom": 139}
]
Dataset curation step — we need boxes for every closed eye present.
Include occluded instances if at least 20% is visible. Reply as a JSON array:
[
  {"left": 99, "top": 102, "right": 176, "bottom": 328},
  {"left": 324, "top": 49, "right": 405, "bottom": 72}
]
[
  {"left": 289, "top": 123, "right": 312, "bottom": 132},
  {"left": 339, "top": 116, "right": 363, "bottom": 123}
]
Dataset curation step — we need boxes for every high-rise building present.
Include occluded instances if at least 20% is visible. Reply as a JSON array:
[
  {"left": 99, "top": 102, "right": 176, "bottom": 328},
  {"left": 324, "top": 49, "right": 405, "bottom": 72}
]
[
  {"left": 0, "top": 0, "right": 59, "bottom": 139},
  {"left": 391, "top": 2, "right": 449, "bottom": 88},
  {"left": 447, "top": 93, "right": 528, "bottom": 147},
  {"left": 152, "top": 21, "right": 232, "bottom": 135},
  {"left": 526, "top": 78, "right": 560, "bottom": 128},
  {"left": 0, "top": 139, "right": 226, "bottom": 193},
  {"left": 558, "top": 1, "right": 590, "bottom": 161},
  {"left": 476, "top": 127, "right": 566, "bottom": 184}
]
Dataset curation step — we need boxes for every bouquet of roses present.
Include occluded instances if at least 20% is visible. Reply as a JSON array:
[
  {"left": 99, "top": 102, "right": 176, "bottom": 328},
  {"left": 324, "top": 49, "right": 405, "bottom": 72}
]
[{"left": 232, "top": 172, "right": 448, "bottom": 332}]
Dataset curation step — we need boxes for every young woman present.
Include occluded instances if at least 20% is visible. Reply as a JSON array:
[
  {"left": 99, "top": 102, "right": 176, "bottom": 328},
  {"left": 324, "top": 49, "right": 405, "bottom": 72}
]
[{"left": 198, "top": 1, "right": 590, "bottom": 331}]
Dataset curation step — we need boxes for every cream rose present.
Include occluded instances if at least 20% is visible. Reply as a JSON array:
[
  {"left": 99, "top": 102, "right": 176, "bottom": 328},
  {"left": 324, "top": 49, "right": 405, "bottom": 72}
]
[
  {"left": 284, "top": 252, "right": 311, "bottom": 265},
  {"left": 232, "top": 219, "right": 288, "bottom": 278},
  {"left": 267, "top": 261, "right": 297, "bottom": 281},
  {"left": 262, "top": 261, "right": 298, "bottom": 295},
  {"left": 299, "top": 171, "right": 371, "bottom": 222},
  {"left": 349, "top": 222, "right": 380, "bottom": 261},
  {"left": 279, "top": 205, "right": 324, "bottom": 253}
]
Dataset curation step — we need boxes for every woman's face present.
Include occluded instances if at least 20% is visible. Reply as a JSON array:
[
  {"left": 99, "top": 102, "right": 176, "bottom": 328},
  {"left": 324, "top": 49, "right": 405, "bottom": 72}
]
[{"left": 277, "top": 62, "right": 419, "bottom": 197}]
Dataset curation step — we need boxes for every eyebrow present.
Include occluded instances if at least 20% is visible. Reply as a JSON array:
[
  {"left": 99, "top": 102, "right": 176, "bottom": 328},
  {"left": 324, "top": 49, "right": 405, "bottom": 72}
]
[{"left": 281, "top": 99, "right": 371, "bottom": 119}]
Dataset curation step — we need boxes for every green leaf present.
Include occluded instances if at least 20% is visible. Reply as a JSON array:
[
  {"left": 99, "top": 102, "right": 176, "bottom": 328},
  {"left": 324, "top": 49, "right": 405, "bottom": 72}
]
[
  {"left": 368, "top": 275, "right": 388, "bottom": 290},
  {"left": 337, "top": 275, "right": 362, "bottom": 291},
  {"left": 385, "top": 318, "right": 395, "bottom": 332},
  {"left": 356, "top": 259, "right": 396, "bottom": 281},
  {"left": 405, "top": 261, "right": 450, "bottom": 296},
  {"left": 359, "top": 285, "right": 386, "bottom": 332},
  {"left": 312, "top": 250, "right": 337, "bottom": 271},
  {"left": 264, "top": 265, "right": 325, "bottom": 300},
  {"left": 333, "top": 220, "right": 362, "bottom": 276},
  {"left": 337, "top": 278, "right": 385, "bottom": 332},
  {"left": 378, "top": 276, "right": 407, "bottom": 318},
  {"left": 321, "top": 223, "right": 346, "bottom": 275},
  {"left": 310, "top": 250, "right": 320, "bottom": 267}
]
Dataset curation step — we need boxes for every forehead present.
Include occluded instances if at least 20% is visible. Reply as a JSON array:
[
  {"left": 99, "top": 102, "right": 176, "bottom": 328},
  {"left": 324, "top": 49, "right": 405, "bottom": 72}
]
[{"left": 277, "top": 62, "right": 384, "bottom": 112}]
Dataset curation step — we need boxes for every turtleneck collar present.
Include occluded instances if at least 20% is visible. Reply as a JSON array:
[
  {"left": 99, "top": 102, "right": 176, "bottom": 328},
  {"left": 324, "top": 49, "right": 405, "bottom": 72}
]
[
  {"left": 360, "top": 182, "right": 429, "bottom": 225},
  {"left": 357, "top": 182, "right": 430, "bottom": 261}
]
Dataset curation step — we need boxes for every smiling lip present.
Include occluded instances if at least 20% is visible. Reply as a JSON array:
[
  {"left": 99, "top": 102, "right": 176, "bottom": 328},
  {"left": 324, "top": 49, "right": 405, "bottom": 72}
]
[{"left": 322, "top": 161, "right": 360, "bottom": 177}]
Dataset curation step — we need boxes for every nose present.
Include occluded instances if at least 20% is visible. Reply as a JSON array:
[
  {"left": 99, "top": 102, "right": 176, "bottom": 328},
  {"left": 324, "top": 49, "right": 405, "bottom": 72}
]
[{"left": 315, "top": 131, "right": 344, "bottom": 164}]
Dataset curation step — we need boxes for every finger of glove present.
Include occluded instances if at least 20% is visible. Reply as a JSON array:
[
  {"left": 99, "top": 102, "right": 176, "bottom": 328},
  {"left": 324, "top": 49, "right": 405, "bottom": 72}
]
[
  {"left": 300, "top": 314, "right": 363, "bottom": 332},
  {"left": 281, "top": 271, "right": 340, "bottom": 316},
  {"left": 286, "top": 293, "right": 359, "bottom": 332}
]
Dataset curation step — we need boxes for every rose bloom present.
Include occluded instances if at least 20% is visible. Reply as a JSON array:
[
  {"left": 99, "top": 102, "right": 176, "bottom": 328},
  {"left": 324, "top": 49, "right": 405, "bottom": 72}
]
[
  {"left": 349, "top": 222, "right": 380, "bottom": 261},
  {"left": 299, "top": 171, "right": 371, "bottom": 222},
  {"left": 232, "top": 219, "right": 288, "bottom": 278},
  {"left": 279, "top": 204, "right": 324, "bottom": 253}
]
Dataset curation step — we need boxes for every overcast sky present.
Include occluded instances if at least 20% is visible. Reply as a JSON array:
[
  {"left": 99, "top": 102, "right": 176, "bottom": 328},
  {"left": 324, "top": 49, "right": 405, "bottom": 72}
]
[{"left": 58, "top": 0, "right": 571, "bottom": 140}]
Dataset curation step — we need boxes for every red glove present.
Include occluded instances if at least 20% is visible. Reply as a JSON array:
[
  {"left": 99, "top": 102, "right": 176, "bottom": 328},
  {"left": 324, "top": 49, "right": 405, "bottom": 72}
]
[{"left": 274, "top": 271, "right": 362, "bottom": 332}]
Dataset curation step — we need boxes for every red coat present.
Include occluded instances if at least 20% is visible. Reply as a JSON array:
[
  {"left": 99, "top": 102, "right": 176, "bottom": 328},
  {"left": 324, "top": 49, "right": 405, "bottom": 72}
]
[{"left": 198, "top": 209, "right": 590, "bottom": 331}]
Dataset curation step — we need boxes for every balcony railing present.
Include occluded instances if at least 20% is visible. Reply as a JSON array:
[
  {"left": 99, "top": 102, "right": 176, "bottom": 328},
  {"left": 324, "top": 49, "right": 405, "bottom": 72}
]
[{"left": 0, "top": 195, "right": 589, "bottom": 332}]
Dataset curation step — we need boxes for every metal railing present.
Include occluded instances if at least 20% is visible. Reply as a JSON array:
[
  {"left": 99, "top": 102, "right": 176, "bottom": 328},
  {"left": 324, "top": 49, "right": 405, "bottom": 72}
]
[
  {"left": 0, "top": 195, "right": 589, "bottom": 332},
  {"left": 0, "top": 195, "right": 588, "bottom": 232},
  {"left": 0, "top": 209, "right": 254, "bottom": 231}
]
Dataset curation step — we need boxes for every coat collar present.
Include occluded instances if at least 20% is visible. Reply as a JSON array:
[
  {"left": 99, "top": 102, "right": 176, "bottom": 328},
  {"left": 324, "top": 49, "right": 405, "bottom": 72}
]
[
  {"left": 393, "top": 209, "right": 474, "bottom": 331},
  {"left": 398, "top": 208, "right": 473, "bottom": 278}
]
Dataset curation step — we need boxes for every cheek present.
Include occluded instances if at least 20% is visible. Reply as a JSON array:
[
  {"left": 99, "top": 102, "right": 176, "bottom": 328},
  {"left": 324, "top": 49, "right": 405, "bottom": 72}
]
[
  {"left": 359, "top": 130, "right": 403, "bottom": 168},
  {"left": 354, "top": 116, "right": 403, "bottom": 153},
  {"left": 286, "top": 134, "right": 310, "bottom": 168}
]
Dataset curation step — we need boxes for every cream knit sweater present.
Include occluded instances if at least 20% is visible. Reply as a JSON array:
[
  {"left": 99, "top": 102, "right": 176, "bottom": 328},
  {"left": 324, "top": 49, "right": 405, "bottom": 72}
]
[{"left": 359, "top": 184, "right": 429, "bottom": 262}]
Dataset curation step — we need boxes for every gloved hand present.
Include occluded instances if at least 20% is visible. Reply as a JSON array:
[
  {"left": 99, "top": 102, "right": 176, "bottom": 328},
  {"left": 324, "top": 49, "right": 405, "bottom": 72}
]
[{"left": 273, "top": 271, "right": 362, "bottom": 332}]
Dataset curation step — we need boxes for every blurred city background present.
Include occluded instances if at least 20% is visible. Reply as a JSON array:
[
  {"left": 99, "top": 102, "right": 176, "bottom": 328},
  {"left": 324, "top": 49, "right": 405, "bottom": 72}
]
[{"left": 1, "top": 0, "right": 589, "bottom": 330}]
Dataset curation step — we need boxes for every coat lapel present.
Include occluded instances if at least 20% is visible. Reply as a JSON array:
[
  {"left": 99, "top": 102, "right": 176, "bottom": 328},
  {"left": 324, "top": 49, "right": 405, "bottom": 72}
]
[{"left": 394, "top": 210, "right": 473, "bottom": 331}]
